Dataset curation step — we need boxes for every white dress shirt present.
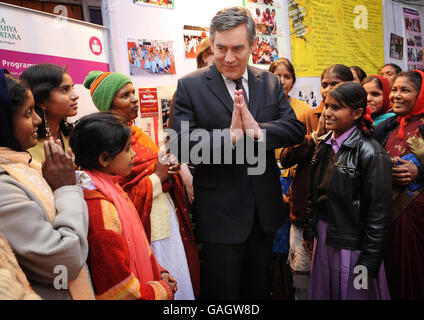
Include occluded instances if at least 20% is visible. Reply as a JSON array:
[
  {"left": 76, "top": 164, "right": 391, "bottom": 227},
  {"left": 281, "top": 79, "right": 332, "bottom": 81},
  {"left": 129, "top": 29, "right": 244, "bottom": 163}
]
[{"left": 221, "top": 69, "right": 249, "bottom": 102}]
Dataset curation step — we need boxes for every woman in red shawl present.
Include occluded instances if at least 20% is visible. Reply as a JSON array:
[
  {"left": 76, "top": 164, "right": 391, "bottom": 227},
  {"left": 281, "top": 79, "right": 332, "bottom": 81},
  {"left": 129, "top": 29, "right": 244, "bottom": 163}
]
[
  {"left": 374, "top": 70, "right": 424, "bottom": 299},
  {"left": 362, "top": 75, "right": 396, "bottom": 127},
  {"left": 71, "top": 112, "right": 176, "bottom": 300},
  {"left": 83, "top": 71, "right": 200, "bottom": 300}
]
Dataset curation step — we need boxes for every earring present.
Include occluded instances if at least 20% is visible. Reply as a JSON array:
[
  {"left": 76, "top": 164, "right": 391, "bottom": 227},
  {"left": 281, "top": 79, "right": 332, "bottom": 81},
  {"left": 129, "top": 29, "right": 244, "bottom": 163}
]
[{"left": 44, "top": 111, "right": 51, "bottom": 137}]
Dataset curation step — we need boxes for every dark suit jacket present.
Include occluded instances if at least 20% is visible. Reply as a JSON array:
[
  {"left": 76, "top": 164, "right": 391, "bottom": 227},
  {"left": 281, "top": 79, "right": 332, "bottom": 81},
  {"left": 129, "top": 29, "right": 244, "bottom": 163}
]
[{"left": 171, "top": 64, "right": 305, "bottom": 244}]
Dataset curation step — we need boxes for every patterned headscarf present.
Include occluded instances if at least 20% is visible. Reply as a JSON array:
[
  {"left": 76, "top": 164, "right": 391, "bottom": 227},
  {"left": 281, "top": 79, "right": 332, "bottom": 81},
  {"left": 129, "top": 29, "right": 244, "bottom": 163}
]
[
  {"left": 397, "top": 70, "right": 424, "bottom": 139},
  {"left": 374, "top": 75, "right": 392, "bottom": 115}
]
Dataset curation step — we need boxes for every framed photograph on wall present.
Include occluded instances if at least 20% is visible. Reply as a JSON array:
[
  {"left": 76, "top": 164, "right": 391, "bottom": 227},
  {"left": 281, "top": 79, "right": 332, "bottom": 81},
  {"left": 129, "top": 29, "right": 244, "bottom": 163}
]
[
  {"left": 390, "top": 33, "right": 403, "bottom": 60},
  {"left": 183, "top": 25, "right": 209, "bottom": 59},
  {"left": 128, "top": 39, "right": 176, "bottom": 76}
]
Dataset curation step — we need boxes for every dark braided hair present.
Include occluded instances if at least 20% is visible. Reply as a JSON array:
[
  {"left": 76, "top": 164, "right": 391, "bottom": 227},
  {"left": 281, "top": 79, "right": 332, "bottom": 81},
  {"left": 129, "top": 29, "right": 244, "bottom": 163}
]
[
  {"left": 350, "top": 65, "right": 367, "bottom": 82},
  {"left": 328, "top": 82, "right": 374, "bottom": 137},
  {"left": 0, "top": 72, "right": 30, "bottom": 151},
  {"left": 321, "top": 64, "right": 354, "bottom": 82},
  {"left": 70, "top": 112, "right": 131, "bottom": 170},
  {"left": 269, "top": 57, "right": 296, "bottom": 84},
  {"left": 380, "top": 63, "right": 402, "bottom": 75}
]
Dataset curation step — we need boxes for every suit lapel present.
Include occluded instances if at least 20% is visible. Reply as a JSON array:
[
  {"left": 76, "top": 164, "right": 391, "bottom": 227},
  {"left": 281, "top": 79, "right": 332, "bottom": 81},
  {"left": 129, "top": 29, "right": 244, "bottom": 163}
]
[
  {"left": 247, "top": 66, "right": 262, "bottom": 119},
  {"left": 205, "top": 64, "right": 234, "bottom": 115}
]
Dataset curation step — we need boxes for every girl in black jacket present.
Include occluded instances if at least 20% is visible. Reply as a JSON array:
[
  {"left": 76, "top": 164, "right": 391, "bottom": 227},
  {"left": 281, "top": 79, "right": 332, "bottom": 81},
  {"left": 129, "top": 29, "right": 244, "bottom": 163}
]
[{"left": 303, "top": 82, "right": 392, "bottom": 300}]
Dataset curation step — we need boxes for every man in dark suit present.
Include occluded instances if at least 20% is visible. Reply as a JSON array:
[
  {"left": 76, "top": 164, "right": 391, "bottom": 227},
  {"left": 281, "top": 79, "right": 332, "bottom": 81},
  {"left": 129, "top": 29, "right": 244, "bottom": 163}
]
[{"left": 171, "top": 7, "right": 305, "bottom": 299}]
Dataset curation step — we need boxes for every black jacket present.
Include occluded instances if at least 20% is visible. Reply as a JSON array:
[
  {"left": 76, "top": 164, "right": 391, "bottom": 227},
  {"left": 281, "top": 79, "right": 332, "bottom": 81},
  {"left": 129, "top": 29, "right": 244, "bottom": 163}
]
[
  {"left": 171, "top": 64, "right": 305, "bottom": 244},
  {"left": 303, "top": 128, "right": 392, "bottom": 277}
]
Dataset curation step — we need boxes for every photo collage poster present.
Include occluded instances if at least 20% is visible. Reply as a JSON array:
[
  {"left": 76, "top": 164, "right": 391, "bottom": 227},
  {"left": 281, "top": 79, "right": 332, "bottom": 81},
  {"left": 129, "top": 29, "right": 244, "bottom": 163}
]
[
  {"left": 127, "top": 38, "right": 176, "bottom": 76},
  {"left": 403, "top": 7, "right": 423, "bottom": 71},
  {"left": 244, "top": 0, "right": 285, "bottom": 66}
]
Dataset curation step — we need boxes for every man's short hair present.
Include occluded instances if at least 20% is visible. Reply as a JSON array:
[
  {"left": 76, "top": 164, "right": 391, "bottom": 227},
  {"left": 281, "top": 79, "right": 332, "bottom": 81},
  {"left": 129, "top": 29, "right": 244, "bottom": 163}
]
[{"left": 210, "top": 7, "right": 256, "bottom": 46}]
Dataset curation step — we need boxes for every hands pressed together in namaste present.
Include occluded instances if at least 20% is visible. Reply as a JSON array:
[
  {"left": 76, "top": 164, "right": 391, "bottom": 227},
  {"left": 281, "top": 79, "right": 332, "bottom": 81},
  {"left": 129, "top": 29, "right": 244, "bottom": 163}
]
[{"left": 230, "top": 89, "right": 263, "bottom": 144}]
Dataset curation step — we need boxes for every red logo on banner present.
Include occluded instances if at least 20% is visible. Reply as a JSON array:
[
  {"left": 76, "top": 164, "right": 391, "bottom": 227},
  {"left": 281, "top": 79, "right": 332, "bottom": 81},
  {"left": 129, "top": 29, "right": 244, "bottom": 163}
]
[
  {"left": 89, "top": 36, "right": 102, "bottom": 56},
  {"left": 139, "top": 88, "right": 159, "bottom": 118}
]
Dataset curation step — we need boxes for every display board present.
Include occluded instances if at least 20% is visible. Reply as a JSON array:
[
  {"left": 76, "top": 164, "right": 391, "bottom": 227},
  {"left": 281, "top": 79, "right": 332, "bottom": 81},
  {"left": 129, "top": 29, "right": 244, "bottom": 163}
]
[
  {"left": 0, "top": 2, "right": 110, "bottom": 119},
  {"left": 243, "top": 0, "right": 289, "bottom": 66},
  {"left": 289, "top": 0, "right": 384, "bottom": 77},
  {"left": 136, "top": 85, "right": 176, "bottom": 146},
  {"left": 403, "top": 7, "right": 424, "bottom": 70}
]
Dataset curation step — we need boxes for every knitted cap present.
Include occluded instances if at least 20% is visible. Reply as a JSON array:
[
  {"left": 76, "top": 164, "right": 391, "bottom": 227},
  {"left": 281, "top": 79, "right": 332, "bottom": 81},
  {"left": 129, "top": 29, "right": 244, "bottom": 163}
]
[{"left": 83, "top": 71, "right": 132, "bottom": 111}]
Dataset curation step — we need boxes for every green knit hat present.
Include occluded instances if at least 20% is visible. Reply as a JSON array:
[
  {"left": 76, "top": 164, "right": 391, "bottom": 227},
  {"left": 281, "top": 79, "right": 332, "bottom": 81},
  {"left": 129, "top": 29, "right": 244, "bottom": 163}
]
[{"left": 83, "top": 71, "right": 132, "bottom": 111}]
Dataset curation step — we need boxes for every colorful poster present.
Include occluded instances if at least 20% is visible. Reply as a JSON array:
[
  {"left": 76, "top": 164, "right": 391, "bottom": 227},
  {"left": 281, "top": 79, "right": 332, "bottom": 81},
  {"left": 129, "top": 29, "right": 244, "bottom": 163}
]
[
  {"left": 132, "top": 0, "right": 174, "bottom": 9},
  {"left": 139, "top": 88, "right": 159, "bottom": 117},
  {"left": 253, "top": 36, "right": 280, "bottom": 64},
  {"left": 183, "top": 25, "right": 209, "bottom": 59},
  {"left": 136, "top": 86, "right": 175, "bottom": 146},
  {"left": 289, "top": 0, "right": 384, "bottom": 77},
  {"left": 390, "top": 33, "right": 404, "bottom": 60},
  {"left": 403, "top": 8, "right": 423, "bottom": 71},
  {"left": 127, "top": 39, "right": 176, "bottom": 76},
  {"left": 244, "top": 0, "right": 287, "bottom": 65},
  {"left": 138, "top": 88, "right": 160, "bottom": 144}
]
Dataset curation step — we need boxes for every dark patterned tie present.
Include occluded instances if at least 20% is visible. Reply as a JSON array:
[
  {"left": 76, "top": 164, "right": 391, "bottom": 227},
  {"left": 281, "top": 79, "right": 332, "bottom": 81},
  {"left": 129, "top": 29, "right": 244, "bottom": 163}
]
[{"left": 233, "top": 77, "right": 249, "bottom": 109}]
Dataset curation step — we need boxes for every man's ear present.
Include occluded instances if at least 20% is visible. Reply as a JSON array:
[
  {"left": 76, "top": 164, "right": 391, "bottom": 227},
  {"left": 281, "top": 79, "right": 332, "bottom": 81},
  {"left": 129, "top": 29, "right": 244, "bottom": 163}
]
[
  {"left": 210, "top": 40, "right": 215, "bottom": 54},
  {"left": 98, "top": 152, "right": 110, "bottom": 169},
  {"left": 249, "top": 37, "right": 258, "bottom": 54},
  {"left": 202, "top": 51, "right": 209, "bottom": 64}
]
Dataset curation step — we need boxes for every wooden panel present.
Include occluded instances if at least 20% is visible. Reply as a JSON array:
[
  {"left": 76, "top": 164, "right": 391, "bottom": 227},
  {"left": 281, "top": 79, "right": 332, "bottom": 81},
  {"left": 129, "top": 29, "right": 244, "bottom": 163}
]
[
  {"left": 22, "top": 0, "right": 43, "bottom": 10},
  {"left": 0, "top": 0, "right": 22, "bottom": 6},
  {"left": 44, "top": 3, "right": 83, "bottom": 21}
]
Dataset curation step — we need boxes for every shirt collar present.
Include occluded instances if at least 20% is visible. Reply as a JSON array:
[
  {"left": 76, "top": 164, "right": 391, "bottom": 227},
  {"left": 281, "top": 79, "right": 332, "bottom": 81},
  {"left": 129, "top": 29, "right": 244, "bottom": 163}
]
[
  {"left": 326, "top": 126, "right": 358, "bottom": 149},
  {"left": 222, "top": 69, "right": 249, "bottom": 83}
]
